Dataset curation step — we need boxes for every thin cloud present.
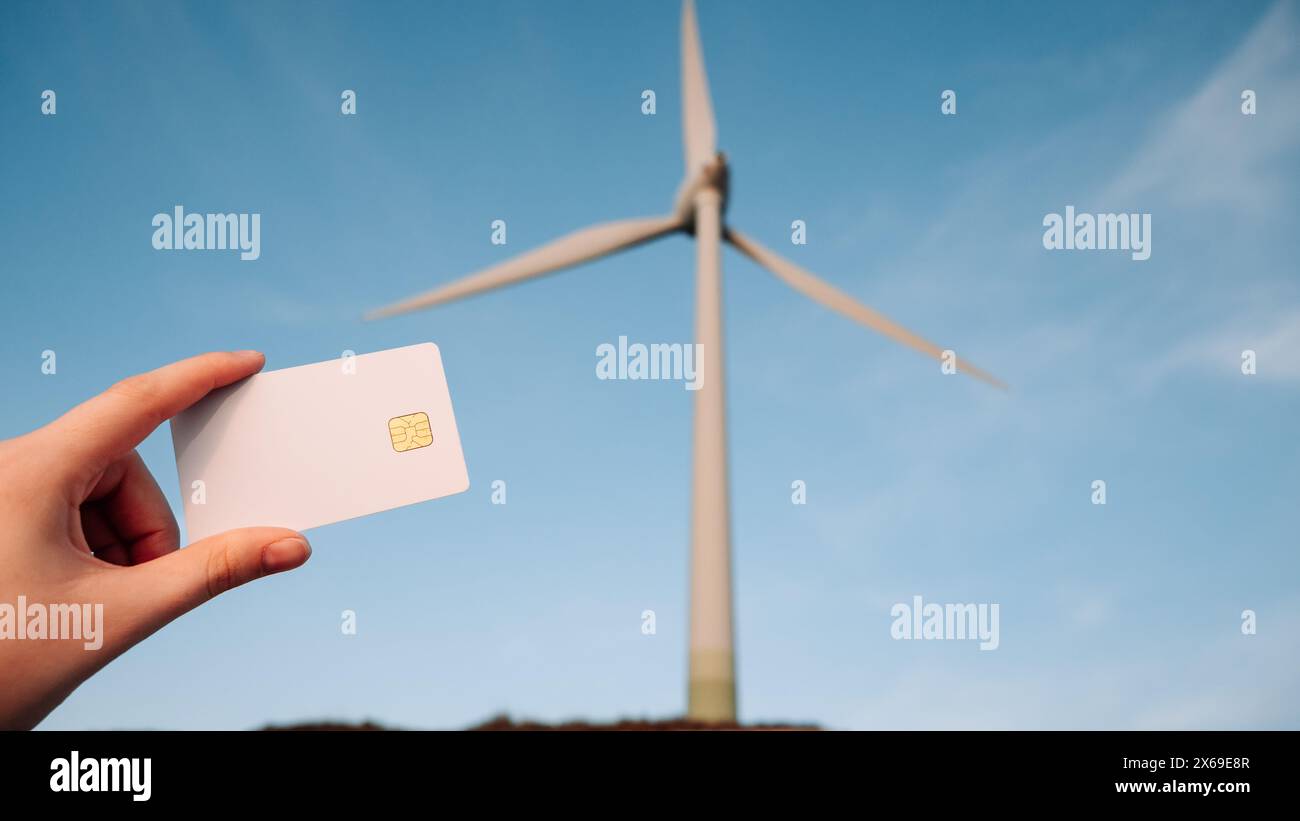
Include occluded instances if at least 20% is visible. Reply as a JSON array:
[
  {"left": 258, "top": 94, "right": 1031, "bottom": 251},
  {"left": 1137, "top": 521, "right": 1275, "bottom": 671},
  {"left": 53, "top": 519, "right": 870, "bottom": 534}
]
[
  {"left": 1141, "top": 306, "right": 1300, "bottom": 384},
  {"left": 1104, "top": 1, "right": 1300, "bottom": 212}
]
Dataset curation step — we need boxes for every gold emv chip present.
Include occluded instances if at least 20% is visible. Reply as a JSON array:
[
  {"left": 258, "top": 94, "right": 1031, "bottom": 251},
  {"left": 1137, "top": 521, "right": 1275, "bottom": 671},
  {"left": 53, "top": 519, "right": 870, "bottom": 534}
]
[{"left": 389, "top": 411, "right": 433, "bottom": 452}]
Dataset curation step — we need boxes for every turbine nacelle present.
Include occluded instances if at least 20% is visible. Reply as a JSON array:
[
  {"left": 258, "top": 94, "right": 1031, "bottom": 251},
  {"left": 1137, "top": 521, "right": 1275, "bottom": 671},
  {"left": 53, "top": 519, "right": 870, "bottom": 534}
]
[{"left": 673, "top": 151, "right": 730, "bottom": 230}]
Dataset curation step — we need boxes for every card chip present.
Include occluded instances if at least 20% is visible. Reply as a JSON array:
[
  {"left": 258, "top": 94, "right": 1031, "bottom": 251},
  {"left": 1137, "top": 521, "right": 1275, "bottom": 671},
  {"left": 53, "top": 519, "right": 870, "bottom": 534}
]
[{"left": 389, "top": 411, "right": 433, "bottom": 452}]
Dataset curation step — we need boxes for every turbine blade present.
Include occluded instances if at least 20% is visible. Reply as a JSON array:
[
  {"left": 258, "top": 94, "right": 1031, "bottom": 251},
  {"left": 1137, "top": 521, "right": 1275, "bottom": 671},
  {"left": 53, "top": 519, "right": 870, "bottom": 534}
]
[
  {"left": 367, "top": 215, "right": 682, "bottom": 319},
  {"left": 681, "top": 0, "right": 717, "bottom": 174},
  {"left": 724, "top": 227, "right": 1006, "bottom": 389}
]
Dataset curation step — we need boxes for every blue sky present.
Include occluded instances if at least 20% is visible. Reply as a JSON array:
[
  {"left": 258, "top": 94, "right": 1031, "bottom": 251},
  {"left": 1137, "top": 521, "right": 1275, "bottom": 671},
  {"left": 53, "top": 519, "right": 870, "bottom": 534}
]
[{"left": 2, "top": 0, "right": 1298, "bottom": 729}]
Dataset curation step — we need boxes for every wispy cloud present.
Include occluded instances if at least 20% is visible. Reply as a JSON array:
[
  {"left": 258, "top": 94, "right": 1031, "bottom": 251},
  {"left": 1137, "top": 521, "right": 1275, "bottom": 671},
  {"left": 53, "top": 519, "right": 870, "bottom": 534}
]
[
  {"left": 1104, "top": 1, "right": 1300, "bottom": 212},
  {"left": 1141, "top": 305, "right": 1300, "bottom": 384}
]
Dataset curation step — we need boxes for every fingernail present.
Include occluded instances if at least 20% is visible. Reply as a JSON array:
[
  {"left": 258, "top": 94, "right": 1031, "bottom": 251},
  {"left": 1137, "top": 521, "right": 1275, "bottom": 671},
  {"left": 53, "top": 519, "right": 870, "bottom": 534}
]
[
  {"left": 263, "top": 537, "right": 311, "bottom": 573},
  {"left": 233, "top": 349, "right": 263, "bottom": 359}
]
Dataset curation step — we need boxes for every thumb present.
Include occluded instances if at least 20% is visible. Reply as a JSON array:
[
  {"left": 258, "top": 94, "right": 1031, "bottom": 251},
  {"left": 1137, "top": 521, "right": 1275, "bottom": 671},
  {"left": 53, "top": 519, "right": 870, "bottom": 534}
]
[{"left": 122, "top": 527, "right": 311, "bottom": 629}]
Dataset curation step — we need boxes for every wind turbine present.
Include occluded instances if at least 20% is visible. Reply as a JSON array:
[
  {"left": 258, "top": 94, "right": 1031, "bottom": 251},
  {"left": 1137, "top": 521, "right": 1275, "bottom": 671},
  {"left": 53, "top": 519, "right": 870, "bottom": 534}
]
[{"left": 368, "top": 0, "right": 1004, "bottom": 723}]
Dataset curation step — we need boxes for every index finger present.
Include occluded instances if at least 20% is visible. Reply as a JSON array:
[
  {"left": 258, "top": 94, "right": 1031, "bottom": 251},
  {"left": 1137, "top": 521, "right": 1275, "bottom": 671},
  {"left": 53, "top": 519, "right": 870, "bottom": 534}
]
[{"left": 53, "top": 351, "right": 266, "bottom": 469}]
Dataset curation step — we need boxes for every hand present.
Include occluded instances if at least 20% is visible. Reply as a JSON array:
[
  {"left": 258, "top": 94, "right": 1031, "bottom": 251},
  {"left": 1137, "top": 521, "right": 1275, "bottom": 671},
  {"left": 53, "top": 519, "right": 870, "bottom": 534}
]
[{"left": 0, "top": 351, "right": 311, "bottom": 729}]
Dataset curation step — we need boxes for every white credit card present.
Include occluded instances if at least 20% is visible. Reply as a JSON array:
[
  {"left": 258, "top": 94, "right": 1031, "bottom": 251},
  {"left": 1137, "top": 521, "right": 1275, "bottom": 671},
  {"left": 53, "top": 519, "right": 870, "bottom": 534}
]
[{"left": 170, "top": 343, "right": 469, "bottom": 541}]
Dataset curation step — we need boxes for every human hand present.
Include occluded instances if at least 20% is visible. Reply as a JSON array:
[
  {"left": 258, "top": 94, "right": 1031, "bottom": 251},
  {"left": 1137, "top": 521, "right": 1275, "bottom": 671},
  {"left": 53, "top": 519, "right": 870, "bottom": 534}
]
[{"left": 0, "top": 351, "right": 311, "bottom": 729}]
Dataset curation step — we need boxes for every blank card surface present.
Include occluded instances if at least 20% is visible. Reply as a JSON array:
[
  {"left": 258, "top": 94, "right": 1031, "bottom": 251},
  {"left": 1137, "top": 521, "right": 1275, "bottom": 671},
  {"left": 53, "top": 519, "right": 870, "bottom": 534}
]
[{"left": 170, "top": 343, "right": 469, "bottom": 541}]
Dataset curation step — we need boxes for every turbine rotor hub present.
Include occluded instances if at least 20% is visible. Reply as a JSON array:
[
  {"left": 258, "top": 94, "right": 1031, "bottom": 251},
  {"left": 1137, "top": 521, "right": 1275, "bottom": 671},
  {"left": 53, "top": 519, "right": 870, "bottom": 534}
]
[{"left": 674, "top": 151, "right": 729, "bottom": 229}]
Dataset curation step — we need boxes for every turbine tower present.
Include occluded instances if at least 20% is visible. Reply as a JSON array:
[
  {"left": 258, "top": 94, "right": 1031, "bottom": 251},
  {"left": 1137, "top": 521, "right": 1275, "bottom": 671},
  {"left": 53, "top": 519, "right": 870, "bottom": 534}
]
[{"left": 368, "top": 0, "right": 1004, "bottom": 723}]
